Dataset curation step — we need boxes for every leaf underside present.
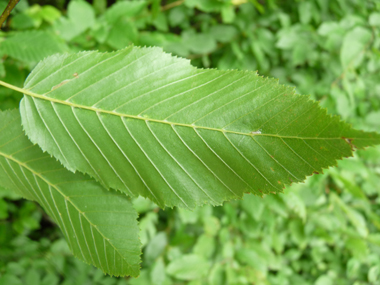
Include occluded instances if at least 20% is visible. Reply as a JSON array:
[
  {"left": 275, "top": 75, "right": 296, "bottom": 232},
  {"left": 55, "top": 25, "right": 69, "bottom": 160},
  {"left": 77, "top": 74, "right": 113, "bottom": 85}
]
[
  {"left": 20, "top": 46, "right": 380, "bottom": 209},
  {"left": 0, "top": 110, "right": 141, "bottom": 277}
]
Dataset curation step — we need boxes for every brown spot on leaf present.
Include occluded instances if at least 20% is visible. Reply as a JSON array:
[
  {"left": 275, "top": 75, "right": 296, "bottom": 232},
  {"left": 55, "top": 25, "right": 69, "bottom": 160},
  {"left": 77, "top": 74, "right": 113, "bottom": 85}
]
[
  {"left": 344, "top": 137, "right": 352, "bottom": 143},
  {"left": 51, "top": 79, "right": 70, "bottom": 91},
  {"left": 342, "top": 137, "right": 355, "bottom": 151}
]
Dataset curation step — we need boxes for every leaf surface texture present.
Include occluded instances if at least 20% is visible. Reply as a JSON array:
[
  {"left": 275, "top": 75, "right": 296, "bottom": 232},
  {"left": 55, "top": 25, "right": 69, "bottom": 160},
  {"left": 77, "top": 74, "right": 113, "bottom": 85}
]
[
  {"left": 20, "top": 47, "right": 380, "bottom": 208},
  {"left": 0, "top": 110, "right": 141, "bottom": 277}
]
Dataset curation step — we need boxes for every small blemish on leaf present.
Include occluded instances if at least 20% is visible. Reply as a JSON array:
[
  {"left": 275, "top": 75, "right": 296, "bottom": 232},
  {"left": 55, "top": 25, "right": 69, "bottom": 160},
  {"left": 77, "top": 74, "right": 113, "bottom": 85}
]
[
  {"left": 51, "top": 79, "right": 71, "bottom": 91},
  {"left": 73, "top": 72, "right": 79, "bottom": 78},
  {"left": 251, "top": 129, "right": 262, "bottom": 135},
  {"left": 342, "top": 137, "right": 355, "bottom": 150},
  {"left": 344, "top": 137, "right": 352, "bottom": 144}
]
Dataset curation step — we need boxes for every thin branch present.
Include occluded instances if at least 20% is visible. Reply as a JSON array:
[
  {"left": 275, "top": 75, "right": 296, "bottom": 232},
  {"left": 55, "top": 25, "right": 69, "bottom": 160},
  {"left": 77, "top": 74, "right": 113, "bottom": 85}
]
[
  {"left": 0, "top": 0, "right": 20, "bottom": 29},
  {"left": 161, "top": 0, "right": 184, "bottom": 11}
]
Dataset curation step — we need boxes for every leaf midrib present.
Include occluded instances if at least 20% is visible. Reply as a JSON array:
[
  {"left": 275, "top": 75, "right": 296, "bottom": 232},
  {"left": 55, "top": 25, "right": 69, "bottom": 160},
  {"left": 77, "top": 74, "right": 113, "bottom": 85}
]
[
  {"left": 0, "top": 149, "right": 136, "bottom": 272},
  {"left": 0, "top": 80, "right": 369, "bottom": 141}
]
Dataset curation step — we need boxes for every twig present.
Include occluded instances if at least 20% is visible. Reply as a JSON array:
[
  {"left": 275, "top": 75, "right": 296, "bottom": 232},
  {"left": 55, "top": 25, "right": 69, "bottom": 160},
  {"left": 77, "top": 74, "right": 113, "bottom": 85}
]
[
  {"left": 161, "top": 0, "right": 184, "bottom": 11},
  {"left": 0, "top": 0, "right": 20, "bottom": 29}
]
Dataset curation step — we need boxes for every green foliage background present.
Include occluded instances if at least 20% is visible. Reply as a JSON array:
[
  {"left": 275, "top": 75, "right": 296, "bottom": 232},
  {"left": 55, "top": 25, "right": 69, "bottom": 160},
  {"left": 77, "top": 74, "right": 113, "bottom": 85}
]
[{"left": 0, "top": 0, "right": 380, "bottom": 284}]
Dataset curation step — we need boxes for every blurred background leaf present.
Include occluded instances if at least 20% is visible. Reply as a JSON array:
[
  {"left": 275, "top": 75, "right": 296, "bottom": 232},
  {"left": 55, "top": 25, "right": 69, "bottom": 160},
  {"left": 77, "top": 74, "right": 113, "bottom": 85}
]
[{"left": 0, "top": 0, "right": 379, "bottom": 284}]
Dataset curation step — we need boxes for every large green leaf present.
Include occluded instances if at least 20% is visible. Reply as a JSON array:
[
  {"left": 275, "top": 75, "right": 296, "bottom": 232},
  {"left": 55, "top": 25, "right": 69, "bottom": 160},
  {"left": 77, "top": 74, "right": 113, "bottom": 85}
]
[
  {"left": 15, "top": 46, "right": 380, "bottom": 209},
  {"left": 0, "top": 110, "right": 141, "bottom": 277}
]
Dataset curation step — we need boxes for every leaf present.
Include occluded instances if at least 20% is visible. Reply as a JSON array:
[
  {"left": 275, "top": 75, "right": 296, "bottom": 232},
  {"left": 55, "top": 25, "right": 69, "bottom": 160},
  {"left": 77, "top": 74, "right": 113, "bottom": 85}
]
[
  {"left": 54, "top": 0, "right": 95, "bottom": 41},
  {"left": 145, "top": 232, "right": 167, "bottom": 262},
  {"left": 168, "top": 6, "right": 187, "bottom": 27},
  {"left": 39, "top": 5, "right": 62, "bottom": 24},
  {"left": 193, "top": 234, "right": 215, "bottom": 258},
  {"left": 105, "top": 1, "right": 147, "bottom": 24},
  {"left": 298, "top": 1, "right": 317, "bottom": 25},
  {"left": 209, "top": 25, "right": 238, "bottom": 43},
  {"left": 0, "top": 110, "right": 141, "bottom": 277},
  {"left": 340, "top": 27, "right": 372, "bottom": 68},
  {"left": 166, "top": 254, "right": 210, "bottom": 280},
  {"left": 369, "top": 12, "right": 380, "bottom": 26},
  {"left": 150, "top": 257, "right": 166, "bottom": 285},
  {"left": 182, "top": 31, "right": 217, "bottom": 54},
  {"left": 283, "top": 191, "right": 306, "bottom": 222},
  {"left": 106, "top": 18, "right": 138, "bottom": 50},
  {"left": 331, "top": 193, "right": 368, "bottom": 238},
  {"left": 0, "top": 31, "right": 69, "bottom": 64},
  {"left": 15, "top": 46, "right": 380, "bottom": 209}
]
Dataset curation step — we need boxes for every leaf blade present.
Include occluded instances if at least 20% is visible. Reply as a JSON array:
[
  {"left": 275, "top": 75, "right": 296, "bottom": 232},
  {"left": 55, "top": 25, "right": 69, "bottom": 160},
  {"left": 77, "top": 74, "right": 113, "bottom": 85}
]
[
  {"left": 0, "top": 110, "right": 141, "bottom": 277},
  {"left": 19, "top": 47, "right": 380, "bottom": 208}
]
